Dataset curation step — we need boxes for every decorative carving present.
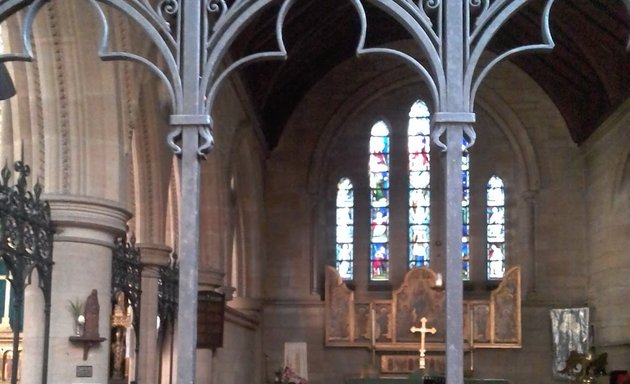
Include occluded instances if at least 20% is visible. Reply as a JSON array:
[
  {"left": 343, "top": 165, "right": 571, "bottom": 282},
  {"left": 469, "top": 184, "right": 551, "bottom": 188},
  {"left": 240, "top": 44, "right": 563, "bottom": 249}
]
[
  {"left": 394, "top": 268, "right": 445, "bottom": 342},
  {"left": 491, "top": 266, "right": 521, "bottom": 343},
  {"left": 324, "top": 266, "right": 521, "bottom": 349},
  {"left": 325, "top": 266, "right": 353, "bottom": 342},
  {"left": 112, "top": 234, "right": 142, "bottom": 333}
]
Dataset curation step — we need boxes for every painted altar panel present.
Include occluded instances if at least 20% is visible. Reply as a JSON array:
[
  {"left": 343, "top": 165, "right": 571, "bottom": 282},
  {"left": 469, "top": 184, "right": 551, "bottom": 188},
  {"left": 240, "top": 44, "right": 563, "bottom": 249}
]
[
  {"left": 393, "top": 268, "right": 444, "bottom": 342},
  {"left": 325, "top": 266, "right": 354, "bottom": 342},
  {"left": 491, "top": 267, "right": 521, "bottom": 345},
  {"left": 324, "top": 266, "right": 521, "bottom": 349}
]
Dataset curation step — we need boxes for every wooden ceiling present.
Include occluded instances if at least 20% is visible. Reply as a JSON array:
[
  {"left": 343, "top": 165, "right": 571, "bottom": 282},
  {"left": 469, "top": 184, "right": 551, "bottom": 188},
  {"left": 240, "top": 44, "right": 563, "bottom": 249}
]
[{"left": 234, "top": 0, "right": 630, "bottom": 149}]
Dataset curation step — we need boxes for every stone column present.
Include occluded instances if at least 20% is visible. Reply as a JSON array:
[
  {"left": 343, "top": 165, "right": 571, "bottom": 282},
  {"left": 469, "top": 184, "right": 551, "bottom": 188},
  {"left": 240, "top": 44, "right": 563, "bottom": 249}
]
[
  {"left": 45, "top": 195, "right": 130, "bottom": 384},
  {"left": 136, "top": 243, "right": 171, "bottom": 384}
]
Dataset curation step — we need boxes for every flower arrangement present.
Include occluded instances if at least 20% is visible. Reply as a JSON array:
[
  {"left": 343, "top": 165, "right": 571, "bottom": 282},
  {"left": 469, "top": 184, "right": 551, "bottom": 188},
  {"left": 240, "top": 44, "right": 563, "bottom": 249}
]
[
  {"left": 67, "top": 298, "right": 85, "bottom": 336},
  {"left": 273, "top": 366, "right": 307, "bottom": 384}
]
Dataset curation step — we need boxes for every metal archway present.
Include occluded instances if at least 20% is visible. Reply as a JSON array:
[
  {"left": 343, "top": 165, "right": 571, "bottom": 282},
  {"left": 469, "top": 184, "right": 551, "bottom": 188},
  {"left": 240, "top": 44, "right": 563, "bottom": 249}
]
[{"left": 2, "top": 1, "right": 628, "bottom": 383}]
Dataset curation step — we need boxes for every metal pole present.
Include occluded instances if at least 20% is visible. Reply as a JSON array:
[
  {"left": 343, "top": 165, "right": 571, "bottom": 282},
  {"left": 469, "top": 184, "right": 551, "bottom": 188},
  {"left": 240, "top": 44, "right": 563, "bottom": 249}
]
[
  {"left": 443, "top": 1, "right": 466, "bottom": 383},
  {"left": 443, "top": 125, "right": 464, "bottom": 384},
  {"left": 174, "top": 0, "right": 205, "bottom": 382}
]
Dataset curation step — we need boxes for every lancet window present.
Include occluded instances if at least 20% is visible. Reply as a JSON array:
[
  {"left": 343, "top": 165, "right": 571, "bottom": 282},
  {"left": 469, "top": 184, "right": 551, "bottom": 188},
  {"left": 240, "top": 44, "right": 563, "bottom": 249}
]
[
  {"left": 332, "top": 99, "right": 506, "bottom": 283},
  {"left": 486, "top": 176, "right": 506, "bottom": 279},
  {"left": 369, "top": 121, "right": 390, "bottom": 281},
  {"left": 462, "top": 141, "right": 471, "bottom": 279},
  {"left": 408, "top": 100, "right": 431, "bottom": 269},
  {"left": 335, "top": 177, "right": 354, "bottom": 280}
]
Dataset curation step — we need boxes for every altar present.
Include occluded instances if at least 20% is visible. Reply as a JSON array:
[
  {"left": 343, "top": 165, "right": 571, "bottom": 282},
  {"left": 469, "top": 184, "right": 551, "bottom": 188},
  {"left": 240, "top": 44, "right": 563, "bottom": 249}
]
[
  {"left": 325, "top": 266, "right": 521, "bottom": 379},
  {"left": 345, "top": 370, "right": 508, "bottom": 384}
]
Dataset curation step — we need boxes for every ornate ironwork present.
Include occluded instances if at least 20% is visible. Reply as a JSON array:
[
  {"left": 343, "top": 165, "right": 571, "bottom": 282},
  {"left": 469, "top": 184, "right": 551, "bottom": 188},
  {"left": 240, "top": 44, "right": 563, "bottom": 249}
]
[
  {"left": 1, "top": 0, "right": 627, "bottom": 383},
  {"left": 158, "top": 253, "right": 178, "bottom": 326},
  {"left": 111, "top": 234, "right": 142, "bottom": 335},
  {"left": 0, "top": 158, "right": 54, "bottom": 384}
]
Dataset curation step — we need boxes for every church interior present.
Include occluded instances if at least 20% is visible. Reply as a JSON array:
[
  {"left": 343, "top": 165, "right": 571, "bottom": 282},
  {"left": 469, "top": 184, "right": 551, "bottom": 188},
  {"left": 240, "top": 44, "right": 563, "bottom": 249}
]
[{"left": 0, "top": 0, "right": 629, "bottom": 383}]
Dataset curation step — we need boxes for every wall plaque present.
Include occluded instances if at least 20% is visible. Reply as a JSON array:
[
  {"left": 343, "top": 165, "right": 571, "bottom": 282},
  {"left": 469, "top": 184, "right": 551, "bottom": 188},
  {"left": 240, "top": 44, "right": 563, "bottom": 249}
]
[
  {"left": 76, "top": 365, "right": 93, "bottom": 377},
  {"left": 197, "top": 290, "right": 225, "bottom": 349}
]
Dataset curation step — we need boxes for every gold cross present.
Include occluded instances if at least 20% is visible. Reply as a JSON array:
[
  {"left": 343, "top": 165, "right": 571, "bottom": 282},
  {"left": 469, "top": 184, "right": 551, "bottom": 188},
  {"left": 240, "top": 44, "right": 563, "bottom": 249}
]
[{"left": 410, "top": 317, "right": 436, "bottom": 370}]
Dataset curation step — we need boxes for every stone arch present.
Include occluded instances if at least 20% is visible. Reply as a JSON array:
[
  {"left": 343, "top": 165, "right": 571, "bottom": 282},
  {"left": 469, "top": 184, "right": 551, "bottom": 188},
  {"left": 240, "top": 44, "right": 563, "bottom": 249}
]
[{"left": 226, "top": 123, "right": 266, "bottom": 306}]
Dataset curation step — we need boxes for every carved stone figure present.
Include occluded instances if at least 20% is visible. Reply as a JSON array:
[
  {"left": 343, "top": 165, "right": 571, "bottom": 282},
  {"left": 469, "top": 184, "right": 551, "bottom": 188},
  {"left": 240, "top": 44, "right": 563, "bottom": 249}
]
[{"left": 84, "top": 289, "right": 100, "bottom": 338}]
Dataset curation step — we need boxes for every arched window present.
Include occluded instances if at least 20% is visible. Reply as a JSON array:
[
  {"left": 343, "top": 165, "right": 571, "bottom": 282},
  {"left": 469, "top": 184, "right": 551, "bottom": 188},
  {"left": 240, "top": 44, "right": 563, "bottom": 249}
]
[
  {"left": 336, "top": 177, "right": 354, "bottom": 280},
  {"left": 486, "top": 176, "right": 505, "bottom": 279},
  {"left": 408, "top": 100, "right": 431, "bottom": 268},
  {"left": 462, "top": 141, "right": 470, "bottom": 279},
  {"left": 369, "top": 121, "right": 390, "bottom": 281}
]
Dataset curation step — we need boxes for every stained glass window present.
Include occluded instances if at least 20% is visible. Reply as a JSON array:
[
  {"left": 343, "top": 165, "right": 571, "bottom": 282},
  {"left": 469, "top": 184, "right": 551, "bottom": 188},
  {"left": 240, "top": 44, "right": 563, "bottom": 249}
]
[
  {"left": 408, "top": 100, "right": 431, "bottom": 269},
  {"left": 369, "top": 121, "right": 390, "bottom": 280},
  {"left": 487, "top": 176, "right": 505, "bottom": 279},
  {"left": 336, "top": 177, "right": 354, "bottom": 280},
  {"left": 462, "top": 140, "right": 470, "bottom": 279}
]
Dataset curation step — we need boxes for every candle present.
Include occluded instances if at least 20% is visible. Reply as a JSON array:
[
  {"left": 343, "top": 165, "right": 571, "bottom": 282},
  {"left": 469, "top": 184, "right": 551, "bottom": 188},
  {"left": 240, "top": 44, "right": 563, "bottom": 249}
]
[
  {"left": 435, "top": 273, "right": 443, "bottom": 288},
  {"left": 371, "top": 308, "right": 376, "bottom": 347}
]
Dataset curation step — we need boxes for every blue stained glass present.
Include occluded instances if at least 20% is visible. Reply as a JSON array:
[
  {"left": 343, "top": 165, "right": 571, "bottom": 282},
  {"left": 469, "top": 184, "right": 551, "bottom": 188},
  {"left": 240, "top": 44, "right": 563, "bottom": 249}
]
[
  {"left": 371, "top": 243, "right": 389, "bottom": 280},
  {"left": 369, "top": 172, "right": 390, "bottom": 189},
  {"left": 370, "top": 121, "right": 390, "bottom": 281}
]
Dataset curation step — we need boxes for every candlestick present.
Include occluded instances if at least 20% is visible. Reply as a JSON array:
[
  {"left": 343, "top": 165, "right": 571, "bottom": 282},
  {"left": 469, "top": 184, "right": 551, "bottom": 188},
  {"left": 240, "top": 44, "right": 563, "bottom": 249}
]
[
  {"left": 371, "top": 308, "right": 376, "bottom": 347},
  {"left": 469, "top": 307, "right": 474, "bottom": 372}
]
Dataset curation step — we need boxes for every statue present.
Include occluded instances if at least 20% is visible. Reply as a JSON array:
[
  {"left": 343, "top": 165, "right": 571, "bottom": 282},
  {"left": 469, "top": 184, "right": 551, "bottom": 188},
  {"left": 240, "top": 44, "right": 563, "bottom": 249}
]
[{"left": 84, "top": 289, "right": 100, "bottom": 339}]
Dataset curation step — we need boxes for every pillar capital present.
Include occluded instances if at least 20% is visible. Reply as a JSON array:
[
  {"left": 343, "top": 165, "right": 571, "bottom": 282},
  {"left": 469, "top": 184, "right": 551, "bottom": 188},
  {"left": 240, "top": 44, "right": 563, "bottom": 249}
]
[
  {"left": 44, "top": 194, "right": 131, "bottom": 247},
  {"left": 136, "top": 242, "right": 172, "bottom": 268}
]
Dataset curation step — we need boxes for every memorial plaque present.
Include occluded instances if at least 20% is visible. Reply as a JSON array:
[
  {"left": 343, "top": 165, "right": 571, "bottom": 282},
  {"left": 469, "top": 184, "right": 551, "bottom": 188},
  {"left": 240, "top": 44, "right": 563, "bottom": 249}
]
[
  {"left": 76, "top": 365, "right": 93, "bottom": 377},
  {"left": 197, "top": 291, "right": 225, "bottom": 349}
]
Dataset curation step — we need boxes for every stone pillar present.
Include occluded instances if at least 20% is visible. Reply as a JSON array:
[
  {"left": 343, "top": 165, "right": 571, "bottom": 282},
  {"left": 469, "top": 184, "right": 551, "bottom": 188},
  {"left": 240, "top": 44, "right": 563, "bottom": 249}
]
[
  {"left": 45, "top": 195, "right": 130, "bottom": 384},
  {"left": 22, "top": 272, "right": 46, "bottom": 383},
  {"left": 136, "top": 243, "right": 171, "bottom": 384}
]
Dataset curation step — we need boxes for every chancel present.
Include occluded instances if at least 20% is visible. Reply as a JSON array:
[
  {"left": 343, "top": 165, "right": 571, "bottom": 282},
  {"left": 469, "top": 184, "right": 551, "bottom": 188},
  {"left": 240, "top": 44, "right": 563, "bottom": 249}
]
[{"left": 0, "top": 1, "right": 629, "bottom": 383}]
